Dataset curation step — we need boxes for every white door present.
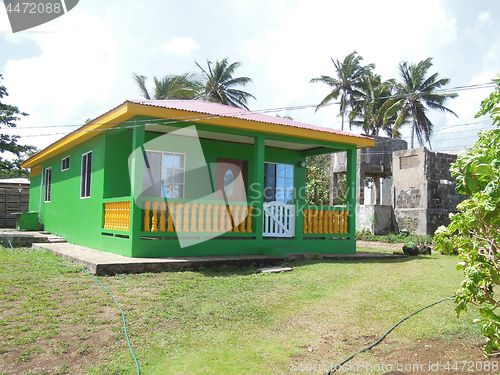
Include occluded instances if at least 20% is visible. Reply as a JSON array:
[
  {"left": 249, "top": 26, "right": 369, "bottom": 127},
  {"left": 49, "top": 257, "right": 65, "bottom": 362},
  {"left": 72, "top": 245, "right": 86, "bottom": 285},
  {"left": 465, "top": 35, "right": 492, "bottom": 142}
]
[{"left": 263, "top": 201, "right": 295, "bottom": 237}]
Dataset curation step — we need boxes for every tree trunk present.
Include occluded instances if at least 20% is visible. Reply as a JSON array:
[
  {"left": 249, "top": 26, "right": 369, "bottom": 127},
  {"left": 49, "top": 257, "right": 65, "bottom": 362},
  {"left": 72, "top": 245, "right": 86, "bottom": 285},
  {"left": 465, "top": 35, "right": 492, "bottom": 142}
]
[{"left": 411, "top": 115, "right": 416, "bottom": 149}]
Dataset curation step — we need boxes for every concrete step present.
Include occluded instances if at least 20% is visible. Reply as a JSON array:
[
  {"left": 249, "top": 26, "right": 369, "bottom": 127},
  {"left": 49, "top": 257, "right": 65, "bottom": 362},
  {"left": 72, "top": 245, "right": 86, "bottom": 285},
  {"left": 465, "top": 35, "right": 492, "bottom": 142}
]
[{"left": 47, "top": 236, "right": 67, "bottom": 243}]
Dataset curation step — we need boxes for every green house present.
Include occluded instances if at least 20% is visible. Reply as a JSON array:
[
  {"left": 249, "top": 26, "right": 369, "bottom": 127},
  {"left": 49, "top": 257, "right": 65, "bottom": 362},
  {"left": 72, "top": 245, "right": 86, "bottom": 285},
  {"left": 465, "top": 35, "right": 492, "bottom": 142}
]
[{"left": 22, "top": 100, "right": 375, "bottom": 258}]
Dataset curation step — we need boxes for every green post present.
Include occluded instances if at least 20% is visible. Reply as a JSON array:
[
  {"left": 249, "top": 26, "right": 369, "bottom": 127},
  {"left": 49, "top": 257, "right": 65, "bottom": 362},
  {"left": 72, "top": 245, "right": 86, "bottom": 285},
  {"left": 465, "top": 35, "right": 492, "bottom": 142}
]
[
  {"left": 295, "top": 158, "right": 306, "bottom": 241},
  {"left": 346, "top": 147, "right": 357, "bottom": 252},
  {"left": 129, "top": 125, "right": 146, "bottom": 257},
  {"left": 252, "top": 136, "right": 265, "bottom": 240}
]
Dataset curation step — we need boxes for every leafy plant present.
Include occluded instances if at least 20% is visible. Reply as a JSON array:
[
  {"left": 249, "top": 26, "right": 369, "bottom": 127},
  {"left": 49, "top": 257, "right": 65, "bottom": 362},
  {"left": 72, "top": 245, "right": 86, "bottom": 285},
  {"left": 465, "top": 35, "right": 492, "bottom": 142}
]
[
  {"left": 434, "top": 74, "right": 500, "bottom": 355},
  {"left": 356, "top": 229, "right": 431, "bottom": 245}
]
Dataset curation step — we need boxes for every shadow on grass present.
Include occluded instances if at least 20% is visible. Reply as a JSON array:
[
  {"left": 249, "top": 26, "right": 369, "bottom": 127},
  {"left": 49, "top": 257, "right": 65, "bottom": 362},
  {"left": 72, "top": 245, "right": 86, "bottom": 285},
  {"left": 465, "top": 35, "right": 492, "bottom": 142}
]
[{"left": 191, "top": 253, "right": 447, "bottom": 278}]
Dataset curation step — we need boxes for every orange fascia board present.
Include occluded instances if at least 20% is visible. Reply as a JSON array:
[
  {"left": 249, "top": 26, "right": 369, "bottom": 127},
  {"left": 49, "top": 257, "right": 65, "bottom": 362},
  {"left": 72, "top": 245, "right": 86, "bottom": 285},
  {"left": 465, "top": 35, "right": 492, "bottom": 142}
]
[{"left": 22, "top": 102, "right": 375, "bottom": 168}]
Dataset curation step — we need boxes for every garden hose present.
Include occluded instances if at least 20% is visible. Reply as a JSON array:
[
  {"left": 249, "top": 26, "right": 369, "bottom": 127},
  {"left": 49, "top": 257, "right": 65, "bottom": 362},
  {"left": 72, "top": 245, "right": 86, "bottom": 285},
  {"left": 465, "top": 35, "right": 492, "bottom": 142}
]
[
  {"left": 326, "top": 295, "right": 456, "bottom": 374},
  {"left": 82, "top": 268, "right": 141, "bottom": 375}
]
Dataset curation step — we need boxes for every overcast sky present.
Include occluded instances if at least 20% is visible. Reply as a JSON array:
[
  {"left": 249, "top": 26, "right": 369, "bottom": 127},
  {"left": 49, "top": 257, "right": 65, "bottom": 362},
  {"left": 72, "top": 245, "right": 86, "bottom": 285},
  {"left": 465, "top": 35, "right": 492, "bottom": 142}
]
[{"left": 1, "top": 0, "right": 499, "bottom": 153}]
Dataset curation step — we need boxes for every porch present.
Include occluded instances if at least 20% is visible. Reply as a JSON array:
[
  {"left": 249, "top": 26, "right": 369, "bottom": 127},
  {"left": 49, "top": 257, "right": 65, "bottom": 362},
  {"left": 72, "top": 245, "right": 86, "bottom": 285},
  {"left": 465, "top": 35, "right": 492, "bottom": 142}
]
[
  {"left": 95, "top": 101, "right": 365, "bottom": 257},
  {"left": 102, "top": 196, "right": 353, "bottom": 256},
  {"left": 22, "top": 100, "right": 374, "bottom": 258}
]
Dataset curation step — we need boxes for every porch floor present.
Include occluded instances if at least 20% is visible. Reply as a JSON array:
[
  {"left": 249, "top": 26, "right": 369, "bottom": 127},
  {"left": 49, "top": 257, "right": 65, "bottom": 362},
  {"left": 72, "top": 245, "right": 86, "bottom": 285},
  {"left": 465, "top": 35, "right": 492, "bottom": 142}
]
[{"left": 32, "top": 241, "right": 406, "bottom": 276}]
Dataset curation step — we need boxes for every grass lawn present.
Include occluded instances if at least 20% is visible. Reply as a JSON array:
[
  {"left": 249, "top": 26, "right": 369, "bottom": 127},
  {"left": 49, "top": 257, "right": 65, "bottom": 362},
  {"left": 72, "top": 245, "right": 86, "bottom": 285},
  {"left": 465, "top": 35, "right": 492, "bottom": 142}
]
[{"left": 0, "top": 246, "right": 495, "bottom": 375}]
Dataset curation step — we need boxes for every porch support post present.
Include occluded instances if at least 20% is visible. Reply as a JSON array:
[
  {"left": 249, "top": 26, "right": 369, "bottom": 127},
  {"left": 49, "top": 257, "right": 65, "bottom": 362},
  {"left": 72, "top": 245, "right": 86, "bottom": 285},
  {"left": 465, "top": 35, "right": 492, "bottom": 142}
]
[
  {"left": 252, "top": 136, "right": 265, "bottom": 240},
  {"left": 346, "top": 147, "right": 357, "bottom": 246},
  {"left": 129, "top": 125, "right": 146, "bottom": 256}
]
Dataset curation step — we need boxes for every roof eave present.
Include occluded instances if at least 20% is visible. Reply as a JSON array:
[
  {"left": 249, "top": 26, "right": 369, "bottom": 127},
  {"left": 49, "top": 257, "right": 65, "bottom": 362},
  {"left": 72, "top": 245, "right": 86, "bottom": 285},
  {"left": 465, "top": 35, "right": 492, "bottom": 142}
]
[{"left": 21, "top": 101, "right": 375, "bottom": 168}]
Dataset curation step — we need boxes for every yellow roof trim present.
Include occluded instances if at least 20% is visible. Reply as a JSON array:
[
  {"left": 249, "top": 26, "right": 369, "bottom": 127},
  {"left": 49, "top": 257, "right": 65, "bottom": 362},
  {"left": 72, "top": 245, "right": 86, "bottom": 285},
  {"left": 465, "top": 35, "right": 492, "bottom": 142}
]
[
  {"left": 22, "top": 101, "right": 375, "bottom": 168},
  {"left": 22, "top": 103, "right": 133, "bottom": 168},
  {"left": 125, "top": 102, "right": 375, "bottom": 148}
]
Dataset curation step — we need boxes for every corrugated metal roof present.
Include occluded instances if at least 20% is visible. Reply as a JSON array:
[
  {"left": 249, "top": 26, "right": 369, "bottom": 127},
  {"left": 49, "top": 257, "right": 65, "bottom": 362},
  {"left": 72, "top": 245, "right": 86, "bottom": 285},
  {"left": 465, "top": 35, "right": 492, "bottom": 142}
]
[{"left": 128, "top": 99, "right": 372, "bottom": 141}]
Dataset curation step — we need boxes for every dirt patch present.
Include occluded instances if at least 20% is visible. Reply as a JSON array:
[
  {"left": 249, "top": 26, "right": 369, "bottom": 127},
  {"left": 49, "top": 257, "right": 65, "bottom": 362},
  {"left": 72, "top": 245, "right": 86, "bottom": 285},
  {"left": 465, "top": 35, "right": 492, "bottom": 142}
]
[
  {"left": 290, "top": 335, "right": 495, "bottom": 374},
  {"left": 0, "top": 275, "right": 124, "bottom": 375},
  {"left": 357, "top": 241, "right": 404, "bottom": 251}
]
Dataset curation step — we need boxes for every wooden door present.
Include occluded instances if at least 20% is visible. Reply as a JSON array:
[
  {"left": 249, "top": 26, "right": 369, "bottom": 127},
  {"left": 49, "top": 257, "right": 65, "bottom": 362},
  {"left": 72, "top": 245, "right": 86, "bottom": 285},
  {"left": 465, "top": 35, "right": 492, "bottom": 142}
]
[{"left": 216, "top": 159, "right": 247, "bottom": 201}]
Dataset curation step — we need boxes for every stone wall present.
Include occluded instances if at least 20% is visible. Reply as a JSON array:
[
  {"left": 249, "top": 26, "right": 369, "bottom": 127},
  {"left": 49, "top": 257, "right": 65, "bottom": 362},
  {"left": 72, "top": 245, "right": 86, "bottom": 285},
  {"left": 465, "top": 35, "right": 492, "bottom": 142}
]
[
  {"left": 392, "top": 148, "right": 467, "bottom": 236},
  {"left": 332, "top": 136, "right": 407, "bottom": 205}
]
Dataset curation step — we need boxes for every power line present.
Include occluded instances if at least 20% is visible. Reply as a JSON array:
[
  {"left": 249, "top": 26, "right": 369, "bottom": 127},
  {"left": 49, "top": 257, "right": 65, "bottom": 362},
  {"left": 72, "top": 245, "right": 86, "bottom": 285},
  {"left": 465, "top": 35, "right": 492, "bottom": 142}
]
[{"left": 4, "top": 81, "right": 497, "bottom": 132}]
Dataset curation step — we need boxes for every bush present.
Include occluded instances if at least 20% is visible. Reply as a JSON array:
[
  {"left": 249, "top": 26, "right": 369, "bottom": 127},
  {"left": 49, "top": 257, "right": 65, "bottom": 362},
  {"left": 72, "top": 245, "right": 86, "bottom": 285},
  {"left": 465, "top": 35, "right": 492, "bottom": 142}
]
[
  {"left": 434, "top": 74, "right": 500, "bottom": 356},
  {"left": 355, "top": 229, "right": 431, "bottom": 245}
]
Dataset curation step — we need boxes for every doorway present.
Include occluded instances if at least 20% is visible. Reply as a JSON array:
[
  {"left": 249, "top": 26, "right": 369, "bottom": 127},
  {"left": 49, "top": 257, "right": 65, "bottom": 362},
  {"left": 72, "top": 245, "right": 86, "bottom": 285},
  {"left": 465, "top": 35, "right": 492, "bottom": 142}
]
[{"left": 216, "top": 158, "right": 247, "bottom": 201}]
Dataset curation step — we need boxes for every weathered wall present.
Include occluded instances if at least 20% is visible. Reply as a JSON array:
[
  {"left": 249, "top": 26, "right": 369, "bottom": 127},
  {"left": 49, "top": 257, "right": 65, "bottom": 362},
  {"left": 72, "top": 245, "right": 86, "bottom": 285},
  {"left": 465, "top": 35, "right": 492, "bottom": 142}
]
[
  {"left": 0, "top": 183, "right": 29, "bottom": 228},
  {"left": 392, "top": 148, "right": 467, "bottom": 236},
  {"left": 356, "top": 205, "right": 392, "bottom": 234},
  {"left": 332, "top": 136, "right": 407, "bottom": 206}
]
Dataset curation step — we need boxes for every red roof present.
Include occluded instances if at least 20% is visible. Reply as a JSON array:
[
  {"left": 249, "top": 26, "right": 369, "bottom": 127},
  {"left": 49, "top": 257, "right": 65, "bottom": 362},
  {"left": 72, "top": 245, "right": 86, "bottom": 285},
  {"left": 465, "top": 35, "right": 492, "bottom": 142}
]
[{"left": 128, "top": 99, "right": 372, "bottom": 141}]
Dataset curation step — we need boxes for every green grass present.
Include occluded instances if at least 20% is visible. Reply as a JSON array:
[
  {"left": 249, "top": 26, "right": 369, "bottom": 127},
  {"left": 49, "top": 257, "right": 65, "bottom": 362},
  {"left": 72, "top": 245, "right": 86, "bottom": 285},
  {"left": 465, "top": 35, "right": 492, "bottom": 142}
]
[{"left": 0, "top": 246, "right": 486, "bottom": 375}]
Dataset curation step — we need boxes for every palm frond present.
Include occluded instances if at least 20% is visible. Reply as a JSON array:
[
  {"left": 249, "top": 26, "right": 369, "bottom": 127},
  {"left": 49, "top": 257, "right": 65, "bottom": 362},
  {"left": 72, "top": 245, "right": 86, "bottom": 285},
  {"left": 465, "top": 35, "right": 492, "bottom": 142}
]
[{"left": 132, "top": 72, "right": 151, "bottom": 100}]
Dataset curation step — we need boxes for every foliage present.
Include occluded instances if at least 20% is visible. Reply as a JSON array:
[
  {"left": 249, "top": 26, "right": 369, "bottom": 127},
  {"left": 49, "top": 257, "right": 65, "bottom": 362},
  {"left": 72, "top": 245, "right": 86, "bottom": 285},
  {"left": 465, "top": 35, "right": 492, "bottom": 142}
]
[
  {"left": 133, "top": 58, "right": 256, "bottom": 109},
  {"left": 0, "top": 74, "right": 36, "bottom": 178},
  {"left": 349, "top": 73, "right": 397, "bottom": 137},
  {"left": 305, "top": 154, "right": 330, "bottom": 205},
  {"left": 305, "top": 155, "right": 347, "bottom": 205},
  {"left": 382, "top": 58, "right": 458, "bottom": 148},
  {"left": 132, "top": 72, "right": 200, "bottom": 100},
  {"left": 311, "top": 51, "right": 374, "bottom": 131},
  {"left": 356, "top": 229, "right": 431, "bottom": 245},
  {"left": 195, "top": 58, "right": 256, "bottom": 109},
  {"left": 475, "top": 73, "right": 500, "bottom": 125},
  {"left": 434, "top": 76, "right": 500, "bottom": 355}
]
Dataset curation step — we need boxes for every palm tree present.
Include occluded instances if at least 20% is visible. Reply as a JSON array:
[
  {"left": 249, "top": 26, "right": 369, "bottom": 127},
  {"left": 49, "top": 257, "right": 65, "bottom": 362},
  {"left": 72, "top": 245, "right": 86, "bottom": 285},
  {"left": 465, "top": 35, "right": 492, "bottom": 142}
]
[
  {"left": 311, "top": 51, "right": 374, "bottom": 131},
  {"left": 383, "top": 58, "right": 458, "bottom": 148},
  {"left": 195, "top": 58, "right": 255, "bottom": 109},
  {"left": 349, "top": 74, "right": 397, "bottom": 137},
  {"left": 132, "top": 72, "right": 200, "bottom": 100}
]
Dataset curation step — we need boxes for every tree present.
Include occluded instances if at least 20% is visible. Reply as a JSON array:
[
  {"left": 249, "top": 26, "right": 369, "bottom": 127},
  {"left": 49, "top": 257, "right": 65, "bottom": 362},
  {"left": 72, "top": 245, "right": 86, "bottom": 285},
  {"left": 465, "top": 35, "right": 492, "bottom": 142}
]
[
  {"left": 434, "top": 74, "right": 500, "bottom": 356},
  {"left": 349, "top": 73, "right": 397, "bottom": 137},
  {"left": 475, "top": 73, "right": 500, "bottom": 125},
  {"left": 310, "top": 51, "right": 374, "bottom": 131},
  {"left": 383, "top": 58, "right": 457, "bottom": 148},
  {"left": 195, "top": 58, "right": 255, "bottom": 109},
  {"left": 305, "top": 154, "right": 346, "bottom": 206},
  {"left": 132, "top": 72, "right": 200, "bottom": 100},
  {"left": 0, "top": 74, "right": 36, "bottom": 178}
]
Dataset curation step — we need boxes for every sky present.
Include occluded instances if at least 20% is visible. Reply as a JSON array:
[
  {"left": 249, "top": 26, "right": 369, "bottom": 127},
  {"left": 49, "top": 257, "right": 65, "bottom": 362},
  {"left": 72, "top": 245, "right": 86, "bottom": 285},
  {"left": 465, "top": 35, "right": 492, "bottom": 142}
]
[{"left": 0, "top": 0, "right": 499, "bottom": 154}]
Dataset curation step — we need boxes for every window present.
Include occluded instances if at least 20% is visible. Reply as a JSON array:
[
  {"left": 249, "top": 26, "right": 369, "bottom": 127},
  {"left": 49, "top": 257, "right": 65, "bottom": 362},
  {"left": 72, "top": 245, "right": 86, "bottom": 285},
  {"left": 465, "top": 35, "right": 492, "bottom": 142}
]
[
  {"left": 44, "top": 167, "right": 52, "bottom": 202},
  {"left": 143, "top": 151, "right": 185, "bottom": 198},
  {"left": 81, "top": 151, "right": 92, "bottom": 198},
  {"left": 61, "top": 156, "right": 70, "bottom": 171},
  {"left": 264, "top": 163, "right": 294, "bottom": 204}
]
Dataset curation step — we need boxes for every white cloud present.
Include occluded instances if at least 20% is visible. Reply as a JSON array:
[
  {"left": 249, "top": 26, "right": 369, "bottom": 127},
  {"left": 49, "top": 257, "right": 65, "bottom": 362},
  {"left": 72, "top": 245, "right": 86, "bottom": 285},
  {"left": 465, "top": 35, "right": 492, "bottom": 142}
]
[
  {"left": 3, "top": 11, "right": 117, "bottom": 147},
  {"left": 1, "top": 0, "right": 499, "bottom": 151},
  {"left": 159, "top": 37, "right": 200, "bottom": 56}
]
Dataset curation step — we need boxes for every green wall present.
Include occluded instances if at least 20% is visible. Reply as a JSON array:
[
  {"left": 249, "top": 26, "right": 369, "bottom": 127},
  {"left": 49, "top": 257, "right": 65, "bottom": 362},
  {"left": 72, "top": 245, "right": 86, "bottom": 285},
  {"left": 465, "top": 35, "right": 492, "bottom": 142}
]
[
  {"left": 32, "top": 131, "right": 134, "bottom": 256},
  {"left": 29, "top": 118, "right": 356, "bottom": 258}
]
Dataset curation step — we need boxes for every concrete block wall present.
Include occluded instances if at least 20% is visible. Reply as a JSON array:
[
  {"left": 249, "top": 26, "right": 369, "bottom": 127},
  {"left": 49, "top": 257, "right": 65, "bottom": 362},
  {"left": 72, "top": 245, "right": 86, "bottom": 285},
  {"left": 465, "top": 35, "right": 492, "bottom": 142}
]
[{"left": 392, "top": 148, "right": 467, "bottom": 236}]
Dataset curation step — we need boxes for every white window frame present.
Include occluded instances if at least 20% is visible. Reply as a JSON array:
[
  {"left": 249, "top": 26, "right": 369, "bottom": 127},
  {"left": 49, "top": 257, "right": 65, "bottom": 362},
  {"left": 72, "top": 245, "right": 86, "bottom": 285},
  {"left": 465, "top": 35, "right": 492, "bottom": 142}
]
[
  {"left": 143, "top": 150, "right": 186, "bottom": 198},
  {"left": 80, "top": 151, "right": 92, "bottom": 199},
  {"left": 61, "top": 156, "right": 70, "bottom": 171},
  {"left": 44, "top": 167, "right": 52, "bottom": 202}
]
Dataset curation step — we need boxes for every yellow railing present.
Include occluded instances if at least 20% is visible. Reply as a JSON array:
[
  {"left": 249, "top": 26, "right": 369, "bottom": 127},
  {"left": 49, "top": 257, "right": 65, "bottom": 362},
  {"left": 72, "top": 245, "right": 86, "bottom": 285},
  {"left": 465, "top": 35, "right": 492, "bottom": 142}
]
[
  {"left": 104, "top": 201, "right": 131, "bottom": 231},
  {"left": 303, "top": 208, "right": 348, "bottom": 234},
  {"left": 143, "top": 201, "right": 254, "bottom": 233}
]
